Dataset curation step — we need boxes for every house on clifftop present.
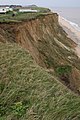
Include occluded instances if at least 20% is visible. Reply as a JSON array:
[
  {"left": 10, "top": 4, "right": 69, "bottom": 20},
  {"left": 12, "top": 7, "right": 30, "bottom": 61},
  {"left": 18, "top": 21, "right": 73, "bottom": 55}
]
[
  {"left": 0, "top": 7, "right": 13, "bottom": 13},
  {"left": 19, "top": 7, "right": 38, "bottom": 13}
]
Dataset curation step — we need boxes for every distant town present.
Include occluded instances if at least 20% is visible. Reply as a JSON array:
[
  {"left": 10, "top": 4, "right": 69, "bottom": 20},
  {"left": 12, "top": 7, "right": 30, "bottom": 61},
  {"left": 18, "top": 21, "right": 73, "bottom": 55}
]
[{"left": 0, "top": 5, "right": 38, "bottom": 13}]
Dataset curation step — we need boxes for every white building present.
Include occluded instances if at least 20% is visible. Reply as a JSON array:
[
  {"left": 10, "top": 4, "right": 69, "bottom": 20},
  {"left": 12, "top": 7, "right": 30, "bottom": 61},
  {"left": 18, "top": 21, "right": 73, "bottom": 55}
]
[
  {"left": 0, "top": 7, "right": 13, "bottom": 13},
  {"left": 0, "top": 7, "right": 7, "bottom": 13},
  {"left": 19, "top": 8, "right": 38, "bottom": 13}
]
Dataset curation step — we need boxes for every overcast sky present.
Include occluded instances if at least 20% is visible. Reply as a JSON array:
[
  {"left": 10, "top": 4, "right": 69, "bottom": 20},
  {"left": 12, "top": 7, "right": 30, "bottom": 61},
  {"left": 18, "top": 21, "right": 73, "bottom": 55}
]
[{"left": 0, "top": 0, "right": 80, "bottom": 7}]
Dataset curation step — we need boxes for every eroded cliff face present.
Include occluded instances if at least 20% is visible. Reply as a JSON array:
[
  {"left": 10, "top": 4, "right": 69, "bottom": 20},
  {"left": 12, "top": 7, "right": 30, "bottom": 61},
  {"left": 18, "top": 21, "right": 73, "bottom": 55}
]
[
  {"left": 0, "top": 13, "right": 76, "bottom": 66},
  {"left": 0, "top": 13, "right": 80, "bottom": 93}
]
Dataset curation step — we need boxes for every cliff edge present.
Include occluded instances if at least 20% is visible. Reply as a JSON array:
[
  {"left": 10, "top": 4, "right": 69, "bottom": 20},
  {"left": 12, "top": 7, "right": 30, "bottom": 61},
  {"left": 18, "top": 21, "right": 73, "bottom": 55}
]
[{"left": 0, "top": 13, "right": 80, "bottom": 93}]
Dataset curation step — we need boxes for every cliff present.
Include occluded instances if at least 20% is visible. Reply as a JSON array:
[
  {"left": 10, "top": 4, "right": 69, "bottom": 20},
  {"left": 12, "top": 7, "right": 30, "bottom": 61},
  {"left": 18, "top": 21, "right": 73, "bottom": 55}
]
[
  {"left": 0, "top": 13, "right": 80, "bottom": 93},
  {"left": 0, "top": 13, "right": 76, "bottom": 66},
  {"left": 1, "top": 12, "right": 80, "bottom": 119}
]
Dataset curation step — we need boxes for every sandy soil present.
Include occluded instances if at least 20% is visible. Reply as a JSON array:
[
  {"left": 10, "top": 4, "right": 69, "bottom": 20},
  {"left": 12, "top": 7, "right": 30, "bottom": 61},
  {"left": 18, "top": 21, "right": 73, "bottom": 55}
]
[{"left": 59, "top": 16, "right": 80, "bottom": 57}]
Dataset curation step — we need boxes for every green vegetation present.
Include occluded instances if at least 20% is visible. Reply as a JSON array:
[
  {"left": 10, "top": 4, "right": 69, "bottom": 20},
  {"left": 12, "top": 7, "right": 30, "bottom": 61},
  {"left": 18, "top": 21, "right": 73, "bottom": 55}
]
[
  {"left": 0, "top": 43, "right": 80, "bottom": 119},
  {"left": 32, "top": 7, "right": 51, "bottom": 13},
  {"left": 45, "top": 56, "right": 57, "bottom": 68},
  {"left": 11, "top": 102, "right": 26, "bottom": 117},
  {"left": 0, "top": 12, "right": 49, "bottom": 23},
  {"left": 0, "top": 7, "right": 51, "bottom": 23},
  {"left": 56, "top": 65, "right": 72, "bottom": 76},
  {"left": 55, "top": 65, "right": 72, "bottom": 84}
]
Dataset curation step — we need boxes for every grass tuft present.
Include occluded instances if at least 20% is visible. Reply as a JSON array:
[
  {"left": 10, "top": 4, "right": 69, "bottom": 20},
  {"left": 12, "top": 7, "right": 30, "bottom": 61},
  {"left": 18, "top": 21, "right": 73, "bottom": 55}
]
[{"left": 0, "top": 43, "right": 80, "bottom": 119}]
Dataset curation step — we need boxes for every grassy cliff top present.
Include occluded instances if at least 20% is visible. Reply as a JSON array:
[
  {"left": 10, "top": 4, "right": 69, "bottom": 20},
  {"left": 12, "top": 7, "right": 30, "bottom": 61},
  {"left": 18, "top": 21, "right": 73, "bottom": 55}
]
[
  {"left": 0, "top": 7, "right": 51, "bottom": 23},
  {"left": 0, "top": 43, "right": 80, "bottom": 120}
]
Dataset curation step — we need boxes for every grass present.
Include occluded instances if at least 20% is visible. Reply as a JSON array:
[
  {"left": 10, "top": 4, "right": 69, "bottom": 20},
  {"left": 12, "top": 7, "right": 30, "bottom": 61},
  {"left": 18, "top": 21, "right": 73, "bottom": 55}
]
[
  {"left": 0, "top": 12, "right": 50, "bottom": 23},
  {"left": 32, "top": 7, "right": 50, "bottom": 12},
  {"left": 0, "top": 7, "right": 51, "bottom": 23},
  {"left": 0, "top": 43, "right": 80, "bottom": 119}
]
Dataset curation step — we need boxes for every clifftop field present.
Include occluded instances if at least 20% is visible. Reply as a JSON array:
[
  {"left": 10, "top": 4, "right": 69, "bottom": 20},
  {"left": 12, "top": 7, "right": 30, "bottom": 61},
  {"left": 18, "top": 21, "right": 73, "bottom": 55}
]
[{"left": 0, "top": 7, "right": 50, "bottom": 23}]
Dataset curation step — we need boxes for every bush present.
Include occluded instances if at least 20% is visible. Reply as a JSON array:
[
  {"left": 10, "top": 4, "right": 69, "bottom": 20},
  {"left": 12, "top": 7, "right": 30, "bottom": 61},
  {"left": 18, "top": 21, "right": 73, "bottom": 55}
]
[
  {"left": 56, "top": 65, "right": 72, "bottom": 75},
  {"left": 55, "top": 65, "right": 72, "bottom": 84}
]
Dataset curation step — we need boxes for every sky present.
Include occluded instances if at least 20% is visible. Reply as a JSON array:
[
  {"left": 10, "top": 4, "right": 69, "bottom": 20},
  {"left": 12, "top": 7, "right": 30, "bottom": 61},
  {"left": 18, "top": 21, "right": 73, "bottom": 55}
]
[{"left": 0, "top": 0, "right": 80, "bottom": 7}]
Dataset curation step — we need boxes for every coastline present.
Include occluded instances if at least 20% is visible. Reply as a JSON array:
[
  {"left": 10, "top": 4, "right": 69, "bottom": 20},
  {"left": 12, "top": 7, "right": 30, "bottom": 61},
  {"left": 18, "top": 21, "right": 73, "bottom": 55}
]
[{"left": 59, "top": 15, "right": 80, "bottom": 57}]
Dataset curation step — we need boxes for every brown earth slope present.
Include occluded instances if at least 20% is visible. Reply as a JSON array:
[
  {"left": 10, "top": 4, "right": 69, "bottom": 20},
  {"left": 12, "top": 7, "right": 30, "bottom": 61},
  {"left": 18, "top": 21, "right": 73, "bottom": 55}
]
[{"left": 0, "top": 13, "right": 80, "bottom": 94}]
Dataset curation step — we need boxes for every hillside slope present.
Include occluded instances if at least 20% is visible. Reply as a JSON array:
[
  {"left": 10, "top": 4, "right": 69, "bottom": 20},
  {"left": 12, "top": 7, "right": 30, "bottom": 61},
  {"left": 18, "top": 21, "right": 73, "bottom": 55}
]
[
  {"left": 0, "top": 43, "right": 80, "bottom": 120},
  {"left": 0, "top": 13, "right": 80, "bottom": 93},
  {"left": 0, "top": 13, "right": 76, "bottom": 67}
]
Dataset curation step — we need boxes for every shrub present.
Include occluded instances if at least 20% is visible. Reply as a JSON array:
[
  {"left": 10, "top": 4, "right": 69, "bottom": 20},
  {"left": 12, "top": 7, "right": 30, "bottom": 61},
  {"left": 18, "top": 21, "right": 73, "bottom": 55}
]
[
  {"left": 11, "top": 102, "right": 26, "bottom": 117},
  {"left": 55, "top": 65, "right": 72, "bottom": 84},
  {"left": 56, "top": 65, "right": 72, "bottom": 75}
]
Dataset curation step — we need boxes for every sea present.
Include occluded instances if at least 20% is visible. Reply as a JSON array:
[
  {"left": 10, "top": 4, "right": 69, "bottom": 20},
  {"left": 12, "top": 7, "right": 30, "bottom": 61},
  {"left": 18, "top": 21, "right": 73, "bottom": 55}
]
[{"left": 50, "top": 7, "right": 80, "bottom": 30}]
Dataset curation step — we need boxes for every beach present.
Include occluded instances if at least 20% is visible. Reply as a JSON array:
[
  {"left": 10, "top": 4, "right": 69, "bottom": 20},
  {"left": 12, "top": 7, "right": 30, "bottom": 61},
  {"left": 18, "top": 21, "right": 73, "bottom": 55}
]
[
  {"left": 51, "top": 7, "right": 80, "bottom": 57},
  {"left": 59, "top": 16, "right": 80, "bottom": 57}
]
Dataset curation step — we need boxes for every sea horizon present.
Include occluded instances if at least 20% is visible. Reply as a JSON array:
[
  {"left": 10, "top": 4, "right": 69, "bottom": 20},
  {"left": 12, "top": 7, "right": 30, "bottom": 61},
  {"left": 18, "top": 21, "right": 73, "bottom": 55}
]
[{"left": 50, "top": 7, "right": 80, "bottom": 27}]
